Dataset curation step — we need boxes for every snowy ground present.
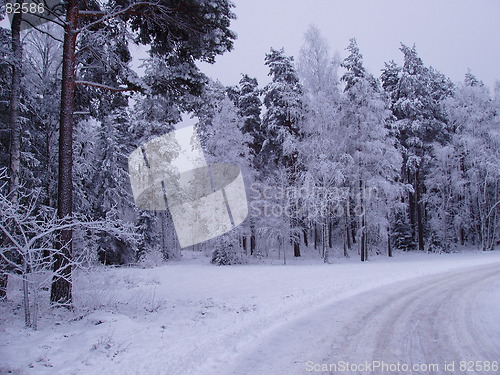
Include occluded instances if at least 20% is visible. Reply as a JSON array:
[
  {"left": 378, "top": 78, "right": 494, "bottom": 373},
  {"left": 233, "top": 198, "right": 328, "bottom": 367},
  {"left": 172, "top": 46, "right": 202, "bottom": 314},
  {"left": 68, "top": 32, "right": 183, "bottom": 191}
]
[{"left": 1, "top": 250, "right": 500, "bottom": 375}]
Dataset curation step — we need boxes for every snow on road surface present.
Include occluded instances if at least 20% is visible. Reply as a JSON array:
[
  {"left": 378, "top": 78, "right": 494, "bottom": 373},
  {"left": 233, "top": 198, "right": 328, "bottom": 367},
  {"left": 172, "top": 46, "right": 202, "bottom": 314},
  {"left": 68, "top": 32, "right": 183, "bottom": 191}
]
[
  {"left": 1, "top": 251, "right": 500, "bottom": 375},
  {"left": 213, "top": 263, "right": 500, "bottom": 375}
]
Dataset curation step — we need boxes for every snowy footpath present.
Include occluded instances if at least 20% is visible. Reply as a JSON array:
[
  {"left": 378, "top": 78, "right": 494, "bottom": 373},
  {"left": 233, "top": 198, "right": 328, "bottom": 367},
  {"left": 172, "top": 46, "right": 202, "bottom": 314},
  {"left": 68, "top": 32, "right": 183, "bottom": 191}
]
[{"left": 1, "top": 250, "right": 500, "bottom": 375}]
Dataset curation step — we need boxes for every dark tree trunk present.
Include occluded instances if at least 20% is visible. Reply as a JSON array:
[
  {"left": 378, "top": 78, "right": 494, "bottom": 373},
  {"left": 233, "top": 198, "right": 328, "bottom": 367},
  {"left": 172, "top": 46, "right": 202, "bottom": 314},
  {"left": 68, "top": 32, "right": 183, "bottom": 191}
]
[
  {"left": 407, "top": 167, "right": 416, "bottom": 239},
  {"left": 388, "top": 233, "right": 393, "bottom": 257},
  {"left": 249, "top": 221, "right": 256, "bottom": 256},
  {"left": 303, "top": 227, "right": 308, "bottom": 247},
  {"left": 8, "top": 9, "right": 22, "bottom": 202},
  {"left": 161, "top": 211, "right": 168, "bottom": 259},
  {"left": 284, "top": 114, "right": 300, "bottom": 258},
  {"left": 314, "top": 224, "right": 319, "bottom": 251},
  {"left": 458, "top": 155, "right": 466, "bottom": 246},
  {"left": 290, "top": 205, "right": 301, "bottom": 257},
  {"left": 343, "top": 228, "right": 347, "bottom": 258},
  {"left": 345, "top": 201, "right": 352, "bottom": 250},
  {"left": 322, "top": 223, "right": 328, "bottom": 262},
  {"left": 328, "top": 220, "right": 333, "bottom": 248},
  {"left": 351, "top": 217, "right": 357, "bottom": 245},
  {"left": 1, "top": 9, "right": 23, "bottom": 301},
  {"left": 415, "top": 168, "right": 425, "bottom": 251},
  {"left": 359, "top": 179, "right": 367, "bottom": 262},
  {"left": 51, "top": 0, "right": 79, "bottom": 306},
  {"left": 293, "top": 238, "right": 300, "bottom": 257},
  {"left": 343, "top": 214, "right": 349, "bottom": 258}
]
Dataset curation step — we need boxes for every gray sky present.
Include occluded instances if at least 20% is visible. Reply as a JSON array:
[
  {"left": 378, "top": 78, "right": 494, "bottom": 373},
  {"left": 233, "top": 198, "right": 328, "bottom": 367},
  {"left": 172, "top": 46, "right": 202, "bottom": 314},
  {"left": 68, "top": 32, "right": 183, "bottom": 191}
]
[
  {"left": 199, "top": 0, "right": 500, "bottom": 89},
  {"left": 1, "top": 0, "right": 498, "bottom": 88}
]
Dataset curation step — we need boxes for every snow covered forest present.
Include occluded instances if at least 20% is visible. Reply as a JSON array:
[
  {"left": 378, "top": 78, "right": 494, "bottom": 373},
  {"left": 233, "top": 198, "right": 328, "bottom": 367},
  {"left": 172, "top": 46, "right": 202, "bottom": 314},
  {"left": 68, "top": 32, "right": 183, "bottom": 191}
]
[
  {"left": 1, "top": 1, "right": 500, "bottom": 374},
  {"left": 0, "top": 0, "right": 500, "bottom": 328}
]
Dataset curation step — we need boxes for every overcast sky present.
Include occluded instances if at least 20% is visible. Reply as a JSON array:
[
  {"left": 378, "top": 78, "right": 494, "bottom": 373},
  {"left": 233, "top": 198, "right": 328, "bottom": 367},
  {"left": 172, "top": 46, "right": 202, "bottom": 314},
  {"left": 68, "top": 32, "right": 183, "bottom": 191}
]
[
  {"left": 199, "top": 0, "right": 500, "bottom": 89},
  {"left": 1, "top": 1, "right": 498, "bottom": 88}
]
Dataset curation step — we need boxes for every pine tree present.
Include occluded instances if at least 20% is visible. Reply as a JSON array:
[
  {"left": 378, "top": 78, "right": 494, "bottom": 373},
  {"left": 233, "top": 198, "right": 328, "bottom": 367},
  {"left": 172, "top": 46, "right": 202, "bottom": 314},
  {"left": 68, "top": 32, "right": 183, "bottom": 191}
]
[
  {"left": 236, "top": 74, "right": 263, "bottom": 158},
  {"left": 464, "top": 68, "right": 482, "bottom": 87},
  {"left": 50, "top": 0, "right": 236, "bottom": 304},
  {"left": 340, "top": 38, "right": 366, "bottom": 92},
  {"left": 211, "top": 231, "right": 244, "bottom": 266},
  {"left": 382, "top": 44, "right": 453, "bottom": 252},
  {"left": 380, "top": 60, "right": 401, "bottom": 105},
  {"left": 92, "top": 108, "right": 137, "bottom": 264},
  {"left": 228, "top": 75, "right": 262, "bottom": 256},
  {"left": 391, "top": 210, "right": 416, "bottom": 251},
  {"left": 262, "top": 47, "right": 303, "bottom": 257},
  {"left": 262, "top": 48, "right": 303, "bottom": 168}
]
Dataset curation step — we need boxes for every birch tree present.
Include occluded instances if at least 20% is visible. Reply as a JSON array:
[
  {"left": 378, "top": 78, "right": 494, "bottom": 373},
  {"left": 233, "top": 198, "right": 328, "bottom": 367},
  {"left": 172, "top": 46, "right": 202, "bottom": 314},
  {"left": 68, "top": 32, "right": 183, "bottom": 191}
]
[{"left": 341, "top": 39, "right": 402, "bottom": 261}]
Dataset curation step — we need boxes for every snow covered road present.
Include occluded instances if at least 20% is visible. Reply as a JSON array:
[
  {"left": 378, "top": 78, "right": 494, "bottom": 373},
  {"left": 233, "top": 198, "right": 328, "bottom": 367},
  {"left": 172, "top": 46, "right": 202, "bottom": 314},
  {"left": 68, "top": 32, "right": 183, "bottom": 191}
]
[
  {"left": 216, "top": 263, "right": 500, "bottom": 375},
  {"left": 2, "top": 252, "right": 500, "bottom": 375}
]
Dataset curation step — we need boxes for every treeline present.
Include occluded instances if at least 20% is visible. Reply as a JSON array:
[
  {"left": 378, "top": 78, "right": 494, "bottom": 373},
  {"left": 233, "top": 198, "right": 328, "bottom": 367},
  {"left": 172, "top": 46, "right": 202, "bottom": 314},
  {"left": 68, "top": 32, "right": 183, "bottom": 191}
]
[
  {"left": 1, "top": 9, "right": 499, "bottom": 291},
  {"left": 210, "top": 26, "right": 500, "bottom": 263}
]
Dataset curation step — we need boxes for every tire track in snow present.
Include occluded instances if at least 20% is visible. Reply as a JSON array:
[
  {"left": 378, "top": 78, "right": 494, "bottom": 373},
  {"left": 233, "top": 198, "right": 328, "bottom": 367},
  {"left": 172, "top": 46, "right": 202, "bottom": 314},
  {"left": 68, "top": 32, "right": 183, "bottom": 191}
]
[{"left": 215, "top": 263, "right": 500, "bottom": 375}]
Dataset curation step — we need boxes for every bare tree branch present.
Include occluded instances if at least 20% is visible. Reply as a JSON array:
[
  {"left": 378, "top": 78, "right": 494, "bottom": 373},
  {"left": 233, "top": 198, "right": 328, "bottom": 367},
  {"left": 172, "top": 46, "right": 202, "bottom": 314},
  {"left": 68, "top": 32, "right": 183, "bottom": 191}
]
[
  {"left": 75, "top": 80, "right": 138, "bottom": 92},
  {"left": 22, "top": 19, "right": 65, "bottom": 43}
]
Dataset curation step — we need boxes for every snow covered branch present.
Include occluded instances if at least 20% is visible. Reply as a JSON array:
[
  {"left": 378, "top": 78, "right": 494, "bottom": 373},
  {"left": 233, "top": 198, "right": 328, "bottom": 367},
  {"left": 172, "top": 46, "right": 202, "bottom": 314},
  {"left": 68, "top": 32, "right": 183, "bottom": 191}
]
[
  {"left": 75, "top": 80, "right": 138, "bottom": 92},
  {"left": 76, "top": 2, "right": 178, "bottom": 33}
]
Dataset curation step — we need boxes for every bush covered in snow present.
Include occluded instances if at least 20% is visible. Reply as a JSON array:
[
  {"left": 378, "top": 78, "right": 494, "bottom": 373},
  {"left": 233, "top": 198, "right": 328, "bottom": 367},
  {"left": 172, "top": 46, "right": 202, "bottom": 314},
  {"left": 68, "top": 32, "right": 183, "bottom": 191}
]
[{"left": 211, "top": 233, "right": 244, "bottom": 266}]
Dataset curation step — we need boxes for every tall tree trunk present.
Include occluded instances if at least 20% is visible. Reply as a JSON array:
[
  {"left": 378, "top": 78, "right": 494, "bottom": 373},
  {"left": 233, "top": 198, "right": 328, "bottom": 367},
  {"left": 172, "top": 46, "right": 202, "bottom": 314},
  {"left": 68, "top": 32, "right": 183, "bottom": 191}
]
[
  {"left": 250, "top": 221, "right": 256, "bottom": 256},
  {"left": 22, "top": 259, "right": 31, "bottom": 328},
  {"left": 407, "top": 167, "right": 416, "bottom": 240},
  {"left": 314, "top": 224, "right": 319, "bottom": 251},
  {"left": 8, "top": 9, "right": 22, "bottom": 202},
  {"left": 292, "top": 235, "right": 300, "bottom": 257},
  {"left": 51, "top": 0, "right": 79, "bottom": 306},
  {"left": 286, "top": 133, "right": 300, "bottom": 257},
  {"left": 458, "top": 155, "right": 467, "bottom": 246},
  {"left": 476, "top": 195, "right": 483, "bottom": 248},
  {"left": 328, "top": 220, "right": 333, "bottom": 248},
  {"left": 290, "top": 195, "right": 300, "bottom": 257},
  {"left": 359, "top": 179, "right": 367, "bottom": 262},
  {"left": 415, "top": 168, "right": 425, "bottom": 251},
  {"left": 322, "top": 223, "right": 328, "bottom": 263},
  {"left": 459, "top": 227, "right": 465, "bottom": 246},
  {"left": 242, "top": 235, "right": 247, "bottom": 255},
  {"left": 345, "top": 200, "right": 352, "bottom": 250},
  {"left": 1, "top": 9, "right": 23, "bottom": 300},
  {"left": 350, "top": 199, "right": 357, "bottom": 245},
  {"left": 343, "top": 226, "right": 348, "bottom": 258},
  {"left": 388, "top": 232, "right": 393, "bottom": 257},
  {"left": 160, "top": 212, "right": 168, "bottom": 259}
]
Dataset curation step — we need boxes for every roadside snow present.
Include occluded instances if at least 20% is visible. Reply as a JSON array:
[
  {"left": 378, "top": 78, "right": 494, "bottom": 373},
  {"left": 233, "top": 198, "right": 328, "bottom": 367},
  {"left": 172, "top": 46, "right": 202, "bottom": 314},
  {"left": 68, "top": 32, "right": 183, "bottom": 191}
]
[{"left": 1, "top": 250, "right": 500, "bottom": 375}]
